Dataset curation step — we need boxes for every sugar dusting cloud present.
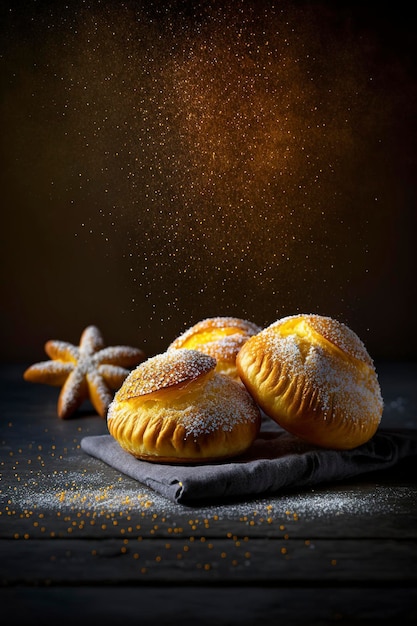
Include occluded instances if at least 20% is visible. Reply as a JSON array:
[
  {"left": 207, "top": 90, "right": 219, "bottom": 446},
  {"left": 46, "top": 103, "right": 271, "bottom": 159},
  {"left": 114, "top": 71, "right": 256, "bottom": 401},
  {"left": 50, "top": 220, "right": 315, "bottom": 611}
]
[{"left": 4, "top": 1, "right": 411, "bottom": 352}]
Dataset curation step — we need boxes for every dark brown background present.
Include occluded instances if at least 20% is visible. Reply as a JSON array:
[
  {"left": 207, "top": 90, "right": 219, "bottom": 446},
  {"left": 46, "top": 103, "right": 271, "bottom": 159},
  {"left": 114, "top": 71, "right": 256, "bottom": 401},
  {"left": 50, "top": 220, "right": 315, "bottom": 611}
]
[{"left": 1, "top": 0, "right": 416, "bottom": 364}]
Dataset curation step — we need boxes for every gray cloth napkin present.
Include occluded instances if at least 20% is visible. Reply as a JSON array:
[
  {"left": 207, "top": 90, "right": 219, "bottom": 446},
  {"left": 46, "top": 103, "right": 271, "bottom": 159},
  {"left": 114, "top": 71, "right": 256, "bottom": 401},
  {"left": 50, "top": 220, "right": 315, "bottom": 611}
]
[{"left": 81, "top": 427, "right": 417, "bottom": 504}]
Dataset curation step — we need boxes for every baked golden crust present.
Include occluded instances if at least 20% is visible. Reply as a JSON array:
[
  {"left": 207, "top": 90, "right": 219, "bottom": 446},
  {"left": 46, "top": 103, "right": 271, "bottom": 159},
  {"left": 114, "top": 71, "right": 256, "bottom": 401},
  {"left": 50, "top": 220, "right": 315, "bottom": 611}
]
[
  {"left": 107, "top": 348, "right": 261, "bottom": 463},
  {"left": 114, "top": 348, "right": 217, "bottom": 401},
  {"left": 236, "top": 314, "right": 383, "bottom": 450},
  {"left": 168, "top": 316, "right": 261, "bottom": 381}
]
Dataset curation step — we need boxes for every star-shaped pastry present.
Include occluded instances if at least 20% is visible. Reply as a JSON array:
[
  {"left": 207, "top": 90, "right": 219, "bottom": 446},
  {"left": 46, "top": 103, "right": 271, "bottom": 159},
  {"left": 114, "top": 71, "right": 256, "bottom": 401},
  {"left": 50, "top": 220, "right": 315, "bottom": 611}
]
[{"left": 23, "top": 325, "right": 145, "bottom": 418}]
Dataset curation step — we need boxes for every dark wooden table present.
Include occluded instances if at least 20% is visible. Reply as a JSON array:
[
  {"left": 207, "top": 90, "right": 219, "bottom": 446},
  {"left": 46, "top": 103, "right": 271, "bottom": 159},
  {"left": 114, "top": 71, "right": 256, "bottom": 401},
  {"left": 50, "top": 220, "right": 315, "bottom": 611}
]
[{"left": 1, "top": 362, "right": 417, "bottom": 625}]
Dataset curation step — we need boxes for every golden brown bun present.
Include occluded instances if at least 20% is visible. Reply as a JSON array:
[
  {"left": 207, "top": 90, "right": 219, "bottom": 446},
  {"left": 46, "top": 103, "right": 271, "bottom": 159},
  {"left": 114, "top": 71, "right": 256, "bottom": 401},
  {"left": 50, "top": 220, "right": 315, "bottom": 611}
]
[
  {"left": 107, "top": 348, "right": 261, "bottom": 463},
  {"left": 168, "top": 316, "right": 261, "bottom": 381},
  {"left": 236, "top": 314, "right": 383, "bottom": 450}
]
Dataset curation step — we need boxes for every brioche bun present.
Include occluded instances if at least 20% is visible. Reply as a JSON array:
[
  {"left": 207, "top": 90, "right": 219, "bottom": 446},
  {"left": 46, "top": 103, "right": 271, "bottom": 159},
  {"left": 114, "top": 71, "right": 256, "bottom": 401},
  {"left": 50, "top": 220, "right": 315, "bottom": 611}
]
[
  {"left": 236, "top": 314, "right": 383, "bottom": 450},
  {"left": 108, "top": 348, "right": 261, "bottom": 463}
]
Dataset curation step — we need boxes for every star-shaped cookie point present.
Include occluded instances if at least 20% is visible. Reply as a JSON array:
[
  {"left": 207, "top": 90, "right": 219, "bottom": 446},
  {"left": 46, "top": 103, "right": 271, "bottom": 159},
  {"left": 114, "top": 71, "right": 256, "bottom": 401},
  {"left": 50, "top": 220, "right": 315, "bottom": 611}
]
[{"left": 23, "top": 325, "right": 145, "bottom": 419}]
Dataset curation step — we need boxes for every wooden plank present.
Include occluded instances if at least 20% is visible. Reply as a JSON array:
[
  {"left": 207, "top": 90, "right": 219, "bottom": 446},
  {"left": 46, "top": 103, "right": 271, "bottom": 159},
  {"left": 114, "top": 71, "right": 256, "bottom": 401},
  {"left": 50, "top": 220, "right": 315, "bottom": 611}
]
[
  {"left": 1, "top": 586, "right": 416, "bottom": 625},
  {"left": 1, "top": 537, "right": 417, "bottom": 584},
  {"left": 3, "top": 488, "right": 414, "bottom": 547},
  {"left": 2, "top": 463, "right": 417, "bottom": 540}
]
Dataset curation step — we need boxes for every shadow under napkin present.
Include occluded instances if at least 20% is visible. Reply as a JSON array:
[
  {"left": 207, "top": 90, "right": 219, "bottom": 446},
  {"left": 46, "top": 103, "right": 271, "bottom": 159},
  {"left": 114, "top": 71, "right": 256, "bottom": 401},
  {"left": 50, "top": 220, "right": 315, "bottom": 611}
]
[{"left": 80, "top": 428, "right": 417, "bottom": 504}]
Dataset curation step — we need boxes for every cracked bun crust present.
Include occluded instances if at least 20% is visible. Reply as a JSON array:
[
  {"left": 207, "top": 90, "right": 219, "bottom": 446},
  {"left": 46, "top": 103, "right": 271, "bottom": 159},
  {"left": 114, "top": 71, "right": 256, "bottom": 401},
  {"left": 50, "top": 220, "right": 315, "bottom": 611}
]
[
  {"left": 107, "top": 348, "right": 261, "bottom": 463},
  {"left": 236, "top": 314, "right": 383, "bottom": 450},
  {"left": 168, "top": 316, "right": 261, "bottom": 381}
]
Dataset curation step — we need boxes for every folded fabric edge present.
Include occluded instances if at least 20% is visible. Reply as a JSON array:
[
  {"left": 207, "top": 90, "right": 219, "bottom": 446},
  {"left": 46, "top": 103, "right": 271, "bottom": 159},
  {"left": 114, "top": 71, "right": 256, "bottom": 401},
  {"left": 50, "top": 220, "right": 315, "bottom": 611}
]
[
  {"left": 80, "top": 429, "right": 417, "bottom": 505},
  {"left": 80, "top": 435, "right": 184, "bottom": 503}
]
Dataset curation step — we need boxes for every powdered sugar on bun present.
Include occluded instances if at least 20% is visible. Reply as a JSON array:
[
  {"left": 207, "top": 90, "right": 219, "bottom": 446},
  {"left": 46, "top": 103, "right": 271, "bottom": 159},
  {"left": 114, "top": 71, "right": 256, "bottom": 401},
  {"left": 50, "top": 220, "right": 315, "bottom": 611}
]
[
  {"left": 236, "top": 314, "right": 383, "bottom": 450},
  {"left": 114, "top": 349, "right": 216, "bottom": 401}
]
